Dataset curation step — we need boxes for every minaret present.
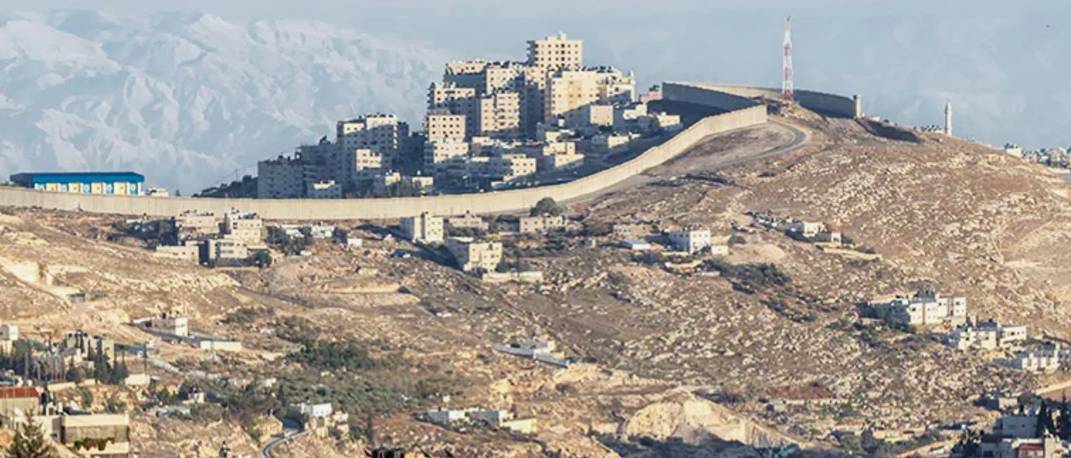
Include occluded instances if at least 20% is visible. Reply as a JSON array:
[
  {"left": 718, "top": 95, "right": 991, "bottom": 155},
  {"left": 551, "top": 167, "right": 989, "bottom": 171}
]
[{"left": 943, "top": 100, "right": 953, "bottom": 136}]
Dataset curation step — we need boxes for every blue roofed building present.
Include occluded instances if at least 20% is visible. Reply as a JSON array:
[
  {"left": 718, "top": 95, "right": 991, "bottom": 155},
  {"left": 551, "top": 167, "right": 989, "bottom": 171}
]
[{"left": 9, "top": 172, "right": 146, "bottom": 196}]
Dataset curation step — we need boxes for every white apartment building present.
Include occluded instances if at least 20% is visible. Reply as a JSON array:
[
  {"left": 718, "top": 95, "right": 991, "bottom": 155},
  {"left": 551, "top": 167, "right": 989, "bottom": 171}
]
[
  {"left": 175, "top": 211, "right": 220, "bottom": 237},
  {"left": 653, "top": 112, "right": 683, "bottom": 132},
  {"left": 257, "top": 155, "right": 305, "bottom": 198},
  {"left": 444, "top": 59, "right": 489, "bottom": 91},
  {"left": 446, "top": 237, "right": 503, "bottom": 272},
  {"left": 1007, "top": 347, "right": 1060, "bottom": 373},
  {"left": 668, "top": 229, "right": 712, "bottom": 254},
  {"left": 477, "top": 91, "right": 522, "bottom": 139},
  {"left": 592, "top": 133, "right": 638, "bottom": 154},
  {"left": 519, "top": 215, "right": 567, "bottom": 234},
  {"left": 222, "top": 211, "right": 264, "bottom": 245},
  {"left": 153, "top": 241, "right": 200, "bottom": 263},
  {"left": 540, "top": 153, "right": 584, "bottom": 171},
  {"left": 877, "top": 289, "right": 969, "bottom": 327},
  {"left": 400, "top": 212, "right": 444, "bottom": 243},
  {"left": 497, "top": 154, "right": 538, "bottom": 181},
  {"left": 424, "top": 140, "right": 470, "bottom": 167},
  {"left": 946, "top": 320, "right": 1027, "bottom": 350},
  {"left": 0, "top": 323, "right": 18, "bottom": 354},
  {"left": 446, "top": 213, "right": 489, "bottom": 231},
  {"left": 428, "top": 83, "right": 478, "bottom": 137},
  {"left": 566, "top": 103, "right": 613, "bottom": 129},
  {"left": 527, "top": 32, "right": 583, "bottom": 72},
  {"left": 336, "top": 114, "right": 408, "bottom": 167},
  {"left": 206, "top": 238, "right": 249, "bottom": 262},
  {"left": 613, "top": 102, "right": 649, "bottom": 131},
  {"left": 425, "top": 110, "right": 467, "bottom": 142},
  {"left": 306, "top": 180, "right": 342, "bottom": 199},
  {"left": 373, "top": 172, "right": 435, "bottom": 196},
  {"left": 544, "top": 68, "right": 635, "bottom": 123}
]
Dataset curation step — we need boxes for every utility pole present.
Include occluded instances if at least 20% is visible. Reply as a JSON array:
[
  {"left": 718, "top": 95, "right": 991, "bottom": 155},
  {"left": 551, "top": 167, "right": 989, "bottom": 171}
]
[{"left": 782, "top": 16, "right": 795, "bottom": 102}]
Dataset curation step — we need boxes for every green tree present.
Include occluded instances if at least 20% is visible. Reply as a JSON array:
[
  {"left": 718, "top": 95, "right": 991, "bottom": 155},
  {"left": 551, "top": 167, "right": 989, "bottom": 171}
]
[
  {"left": 1059, "top": 395, "right": 1071, "bottom": 440},
  {"left": 6, "top": 417, "right": 58, "bottom": 458},
  {"left": 530, "top": 197, "right": 564, "bottom": 217}
]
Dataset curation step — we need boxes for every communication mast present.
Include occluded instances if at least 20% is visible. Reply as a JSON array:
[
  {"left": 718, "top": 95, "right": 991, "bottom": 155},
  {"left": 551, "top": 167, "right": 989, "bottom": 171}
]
[{"left": 782, "top": 16, "right": 794, "bottom": 102}]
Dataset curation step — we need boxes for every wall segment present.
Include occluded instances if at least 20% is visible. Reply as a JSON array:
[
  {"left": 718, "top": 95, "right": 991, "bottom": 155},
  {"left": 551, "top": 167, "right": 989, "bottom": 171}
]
[{"left": 0, "top": 83, "right": 784, "bottom": 220}]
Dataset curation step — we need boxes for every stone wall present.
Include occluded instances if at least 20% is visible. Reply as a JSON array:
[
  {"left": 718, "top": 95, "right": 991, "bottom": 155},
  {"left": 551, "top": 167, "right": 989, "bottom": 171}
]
[
  {"left": 669, "top": 82, "right": 860, "bottom": 118},
  {"left": 0, "top": 86, "right": 768, "bottom": 221}
]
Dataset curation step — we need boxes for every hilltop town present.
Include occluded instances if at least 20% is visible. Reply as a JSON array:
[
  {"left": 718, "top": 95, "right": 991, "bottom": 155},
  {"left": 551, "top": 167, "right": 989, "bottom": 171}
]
[{"left": 1, "top": 27, "right": 1071, "bottom": 458}]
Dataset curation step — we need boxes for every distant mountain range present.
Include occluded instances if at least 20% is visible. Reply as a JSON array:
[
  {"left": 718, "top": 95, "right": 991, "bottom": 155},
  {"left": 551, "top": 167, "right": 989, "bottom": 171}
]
[{"left": 0, "top": 11, "right": 445, "bottom": 192}]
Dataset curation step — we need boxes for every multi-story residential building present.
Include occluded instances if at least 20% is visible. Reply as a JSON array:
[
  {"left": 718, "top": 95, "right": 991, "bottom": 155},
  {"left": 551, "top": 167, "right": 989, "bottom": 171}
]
[
  {"left": 591, "top": 133, "right": 638, "bottom": 155},
  {"left": 206, "top": 238, "right": 249, "bottom": 262},
  {"left": 336, "top": 114, "right": 409, "bottom": 167},
  {"left": 445, "top": 237, "right": 503, "bottom": 272},
  {"left": 153, "top": 241, "right": 201, "bottom": 263},
  {"left": 175, "top": 211, "right": 220, "bottom": 238},
  {"left": 519, "top": 215, "right": 567, "bottom": 234},
  {"left": 1007, "top": 346, "right": 1060, "bottom": 373},
  {"left": 566, "top": 103, "right": 614, "bottom": 129},
  {"left": 668, "top": 229, "right": 712, "bottom": 254},
  {"left": 544, "top": 68, "right": 635, "bottom": 123},
  {"left": 527, "top": 32, "right": 583, "bottom": 72},
  {"left": 424, "top": 140, "right": 470, "bottom": 168},
  {"left": 400, "top": 212, "right": 444, "bottom": 243},
  {"left": 444, "top": 60, "right": 489, "bottom": 91},
  {"left": 425, "top": 110, "right": 467, "bottom": 142},
  {"left": 613, "top": 102, "right": 649, "bottom": 131},
  {"left": 428, "top": 83, "right": 478, "bottom": 138},
  {"left": 477, "top": 91, "right": 522, "bottom": 139},
  {"left": 0, "top": 324, "right": 18, "bottom": 354},
  {"left": 256, "top": 155, "right": 305, "bottom": 198},
  {"left": 461, "top": 154, "right": 537, "bottom": 183},
  {"left": 946, "top": 319, "right": 1027, "bottom": 350},
  {"left": 222, "top": 212, "right": 263, "bottom": 244},
  {"left": 446, "top": 212, "right": 489, "bottom": 232},
  {"left": 373, "top": 172, "right": 434, "bottom": 196},
  {"left": 875, "top": 289, "right": 969, "bottom": 327}
]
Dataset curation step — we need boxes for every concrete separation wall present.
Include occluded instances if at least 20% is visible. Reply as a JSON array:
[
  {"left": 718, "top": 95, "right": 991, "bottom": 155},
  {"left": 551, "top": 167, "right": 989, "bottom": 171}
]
[
  {"left": 0, "top": 87, "right": 768, "bottom": 221},
  {"left": 672, "top": 82, "right": 861, "bottom": 118}
]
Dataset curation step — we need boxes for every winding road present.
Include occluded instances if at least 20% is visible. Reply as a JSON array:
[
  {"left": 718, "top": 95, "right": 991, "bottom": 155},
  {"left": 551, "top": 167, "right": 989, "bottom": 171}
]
[{"left": 260, "top": 419, "right": 305, "bottom": 458}]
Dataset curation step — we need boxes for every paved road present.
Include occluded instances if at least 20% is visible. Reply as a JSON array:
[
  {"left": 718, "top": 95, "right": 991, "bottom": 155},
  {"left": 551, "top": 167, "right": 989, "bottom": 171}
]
[{"left": 260, "top": 420, "right": 305, "bottom": 458}]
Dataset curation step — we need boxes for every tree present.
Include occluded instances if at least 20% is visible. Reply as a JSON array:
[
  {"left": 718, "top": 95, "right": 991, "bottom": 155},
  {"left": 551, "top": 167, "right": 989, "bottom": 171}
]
[
  {"left": 530, "top": 197, "right": 564, "bottom": 217},
  {"left": 1038, "top": 400, "right": 1057, "bottom": 437},
  {"left": 6, "top": 417, "right": 58, "bottom": 458},
  {"left": 251, "top": 251, "right": 273, "bottom": 268},
  {"left": 1059, "top": 395, "right": 1071, "bottom": 440}
]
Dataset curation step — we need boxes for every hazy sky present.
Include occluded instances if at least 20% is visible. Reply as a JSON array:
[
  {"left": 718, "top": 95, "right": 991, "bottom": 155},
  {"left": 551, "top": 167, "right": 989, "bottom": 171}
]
[{"left": 5, "top": 0, "right": 1071, "bottom": 148}]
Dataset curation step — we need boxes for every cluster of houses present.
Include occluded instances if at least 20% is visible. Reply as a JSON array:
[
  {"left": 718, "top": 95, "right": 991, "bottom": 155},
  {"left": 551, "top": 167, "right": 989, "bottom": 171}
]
[
  {"left": 868, "top": 288, "right": 968, "bottom": 327},
  {"left": 151, "top": 210, "right": 365, "bottom": 266},
  {"left": 420, "top": 406, "right": 536, "bottom": 434},
  {"left": 151, "top": 209, "right": 268, "bottom": 266},
  {"left": 964, "top": 398, "right": 1071, "bottom": 458},
  {"left": 614, "top": 223, "right": 730, "bottom": 257},
  {"left": 867, "top": 289, "right": 1070, "bottom": 374},
  {"left": 131, "top": 312, "right": 242, "bottom": 353},
  {"left": 286, "top": 401, "right": 349, "bottom": 438},
  {"left": 400, "top": 211, "right": 570, "bottom": 275},
  {"left": 254, "top": 33, "right": 683, "bottom": 199},
  {"left": 0, "top": 387, "right": 132, "bottom": 457},
  {"left": 1003, "top": 143, "right": 1071, "bottom": 169}
]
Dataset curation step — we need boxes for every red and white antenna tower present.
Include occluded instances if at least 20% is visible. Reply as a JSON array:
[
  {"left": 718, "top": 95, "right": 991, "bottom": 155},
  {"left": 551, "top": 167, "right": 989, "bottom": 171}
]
[{"left": 782, "top": 16, "right": 794, "bottom": 102}]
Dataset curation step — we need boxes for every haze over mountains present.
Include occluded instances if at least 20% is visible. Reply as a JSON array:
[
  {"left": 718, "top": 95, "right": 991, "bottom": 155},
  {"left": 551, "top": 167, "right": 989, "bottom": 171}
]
[
  {"left": 2, "top": 3, "right": 1070, "bottom": 191},
  {"left": 0, "top": 11, "right": 443, "bottom": 191}
]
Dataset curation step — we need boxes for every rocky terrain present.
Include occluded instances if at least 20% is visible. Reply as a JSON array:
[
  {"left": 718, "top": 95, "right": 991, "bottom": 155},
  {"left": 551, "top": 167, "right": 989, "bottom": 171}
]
[{"left": 1, "top": 106, "right": 1069, "bottom": 456}]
